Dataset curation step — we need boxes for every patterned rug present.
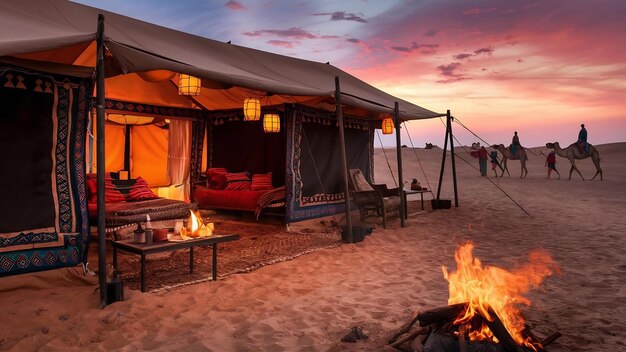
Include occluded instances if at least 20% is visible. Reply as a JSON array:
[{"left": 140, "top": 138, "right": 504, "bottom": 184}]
[{"left": 113, "top": 218, "right": 342, "bottom": 292}]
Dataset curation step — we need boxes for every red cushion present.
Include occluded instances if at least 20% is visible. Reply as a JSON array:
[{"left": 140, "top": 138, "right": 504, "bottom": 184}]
[
  {"left": 251, "top": 173, "right": 273, "bottom": 191},
  {"left": 86, "top": 177, "right": 97, "bottom": 203},
  {"left": 210, "top": 173, "right": 228, "bottom": 190},
  {"left": 126, "top": 176, "right": 159, "bottom": 201},
  {"left": 105, "top": 180, "right": 126, "bottom": 203},
  {"left": 225, "top": 172, "right": 251, "bottom": 190},
  {"left": 194, "top": 187, "right": 266, "bottom": 211}
]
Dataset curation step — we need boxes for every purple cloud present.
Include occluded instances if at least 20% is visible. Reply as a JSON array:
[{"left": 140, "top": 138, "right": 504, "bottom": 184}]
[
  {"left": 453, "top": 53, "right": 473, "bottom": 60},
  {"left": 392, "top": 42, "right": 439, "bottom": 54},
  {"left": 347, "top": 38, "right": 361, "bottom": 43},
  {"left": 225, "top": 1, "right": 245, "bottom": 10},
  {"left": 463, "top": 7, "right": 497, "bottom": 15},
  {"left": 436, "top": 63, "right": 468, "bottom": 83},
  {"left": 242, "top": 27, "right": 338, "bottom": 40},
  {"left": 314, "top": 11, "right": 367, "bottom": 23},
  {"left": 474, "top": 47, "right": 494, "bottom": 55}
]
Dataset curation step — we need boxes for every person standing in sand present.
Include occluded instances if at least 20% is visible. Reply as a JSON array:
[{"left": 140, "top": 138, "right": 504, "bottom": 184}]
[
  {"left": 545, "top": 151, "right": 560, "bottom": 179},
  {"left": 490, "top": 150, "right": 503, "bottom": 177}
]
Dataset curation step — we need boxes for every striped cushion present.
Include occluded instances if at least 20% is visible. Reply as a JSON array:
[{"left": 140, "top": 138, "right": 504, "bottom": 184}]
[
  {"left": 126, "top": 177, "right": 159, "bottom": 201},
  {"left": 225, "top": 172, "right": 251, "bottom": 190},
  {"left": 105, "top": 179, "right": 126, "bottom": 203},
  {"left": 251, "top": 173, "right": 273, "bottom": 191}
]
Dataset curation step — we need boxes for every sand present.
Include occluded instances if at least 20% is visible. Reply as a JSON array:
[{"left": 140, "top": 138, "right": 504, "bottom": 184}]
[{"left": 1, "top": 143, "right": 624, "bottom": 351}]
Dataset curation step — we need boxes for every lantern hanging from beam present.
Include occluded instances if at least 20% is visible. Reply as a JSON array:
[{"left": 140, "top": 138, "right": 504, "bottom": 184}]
[
  {"left": 243, "top": 98, "right": 261, "bottom": 121},
  {"left": 263, "top": 114, "right": 280, "bottom": 133},
  {"left": 382, "top": 117, "right": 394, "bottom": 134},
  {"left": 178, "top": 74, "right": 201, "bottom": 96}
]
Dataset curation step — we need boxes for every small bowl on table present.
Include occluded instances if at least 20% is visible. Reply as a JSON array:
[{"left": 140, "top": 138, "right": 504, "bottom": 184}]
[{"left": 152, "top": 228, "right": 169, "bottom": 242}]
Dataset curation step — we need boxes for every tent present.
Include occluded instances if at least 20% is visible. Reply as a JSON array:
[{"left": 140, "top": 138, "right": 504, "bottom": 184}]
[{"left": 0, "top": 0, "right": 451, "bottom": 304}]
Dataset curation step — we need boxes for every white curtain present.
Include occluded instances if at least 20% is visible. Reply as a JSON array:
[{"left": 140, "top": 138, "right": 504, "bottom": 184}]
[{"left": 164, "top": 119, "right": 191, "bottom": 201}]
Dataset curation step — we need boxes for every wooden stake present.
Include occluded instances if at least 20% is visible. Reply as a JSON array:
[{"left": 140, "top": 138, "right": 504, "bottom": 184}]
[
  {"left": 389, "top": 310, "right": 420, "bottom": 344},
  {"left": 417, "top": 303, "right": 467, "bottom": 326},
  {"left": 540, "top": 331, "right": 562, "bottom": 347},
  {"left": 390, "top": 327, "right": 429, "bottom": 349},
  {"left": 479, "top": 306, "right": 524, "bottom": 352}
]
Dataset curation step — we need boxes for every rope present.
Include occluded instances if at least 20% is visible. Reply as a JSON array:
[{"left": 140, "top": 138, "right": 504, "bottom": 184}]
[
  {"left": 401, "top": 122, "right": 434, "bottom": 196},
  {"left": 454, "top": 117, "right": 539, "bottom": 157},
  {"left": 437, "top": 117, "right": 533, "bottom": 217},
  {"left": 376, "top": 130, "right": 398, "bottom": 187}
]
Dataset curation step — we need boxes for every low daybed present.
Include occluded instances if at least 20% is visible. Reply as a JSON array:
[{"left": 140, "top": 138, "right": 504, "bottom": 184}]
[
  {"left": 193, "top": 168, "right": 285, "bottom": 219},
  {"left": 87, "top": 173, "right": 189, "bottom": 240}
]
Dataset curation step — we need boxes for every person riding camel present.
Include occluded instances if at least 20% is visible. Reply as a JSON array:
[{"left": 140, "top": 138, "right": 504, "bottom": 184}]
[
  {"left": 510, "top": 131, "right": 521, "bottom": 156},
  {"left": 577, "top": 123, "right": 588, "bottom": 154}
]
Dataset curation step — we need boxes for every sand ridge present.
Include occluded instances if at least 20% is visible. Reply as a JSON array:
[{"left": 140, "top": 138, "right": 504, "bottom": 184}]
[{"left": 0, "top": 143, "right": 624, "bottom": 351}]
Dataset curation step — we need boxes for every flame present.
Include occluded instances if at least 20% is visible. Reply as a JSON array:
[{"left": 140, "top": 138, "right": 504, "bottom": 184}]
[
  {"left": 442, "top": 242, "right": 559, "bottom": 350},
  {"left": 180, "top": 210, "right": 214, "bottom": 239}
]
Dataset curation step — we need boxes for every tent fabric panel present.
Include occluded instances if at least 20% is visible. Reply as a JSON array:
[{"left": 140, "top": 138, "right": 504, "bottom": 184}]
[
  {"left": 130, "top": 124, "right": 169, "bottom": 187},
  {"left": 0, "top": 65, "right": 91, "bottom": 276},
  {"left": 285, "top": 106, "right": 372, "bottom": 223},
  {"left": 210, "top": 113, "right": 286, "bottom": 187},
  {"left": 102, "top": 123, "right": 125, "bottom": 173},
  {"left": 0, "top": 0, "right": 441, "bottom": 119}
]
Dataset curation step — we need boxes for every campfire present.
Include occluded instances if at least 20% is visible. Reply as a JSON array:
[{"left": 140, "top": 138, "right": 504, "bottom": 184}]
[
  {"left": 388, "top": 242, "right": 561, "bottom": 352},
  {"left": 180, "top": 210, "right": 214, "bottom": 239}
]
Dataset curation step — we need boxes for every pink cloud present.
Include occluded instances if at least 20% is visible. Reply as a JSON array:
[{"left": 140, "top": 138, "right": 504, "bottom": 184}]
[
  {"left": 242, "top": 27, "right": 338, "bottom": 40},
  {"left": 267, "top": 40, "right": 294, "bottom": 48},
  {"left": 224, "top": 1, "right": 245, "bottom": 10}
]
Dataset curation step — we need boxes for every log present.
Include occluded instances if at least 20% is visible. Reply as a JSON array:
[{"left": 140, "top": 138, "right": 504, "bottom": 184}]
[
  {"left": 390, "top": 327, "right": 430, "bottom": 349},
  {"left": 417, "top": 303, "right": 468, "bottom": 326},
  {"left": 540, "top": 331, "right": 562, "bottom": 347},
  {"left": 410, "top": 327, "right": 431, "bottom": 352},
  {"left": 389, "top": 310, "right": 420, "bottom": 344},
  {"left": 479, "top": 306, "right": 524, "bottom": 352},
  {"left": 521, "top": 324, "right": 547, "bottom": 352}
]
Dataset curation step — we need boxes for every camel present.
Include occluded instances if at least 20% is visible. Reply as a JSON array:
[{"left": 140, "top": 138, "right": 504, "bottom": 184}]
[
  {"left": 545, "top": 142, "right": 602, "bottom": 180},
  {"left": 492, "top": 144, "right": 528, "bottom": 178}
]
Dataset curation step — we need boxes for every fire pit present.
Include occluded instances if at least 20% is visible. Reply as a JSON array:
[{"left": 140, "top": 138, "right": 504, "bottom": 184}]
[{"left": 388, "top": 242, "right": 561, "bottom": 352}]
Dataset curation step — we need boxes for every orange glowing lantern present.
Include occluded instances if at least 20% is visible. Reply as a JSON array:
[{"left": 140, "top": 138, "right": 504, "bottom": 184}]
[
  {"left": 178, "top": 74, "right": 201, "bottom": 96},
  {"left": 381, "top": 117, "right": 394, "bottom": 134},
  {"left": 263, "top": 114, "right": 280, "bottom": 133},
  {"left": 243, "top": 98, "right": 261, "bottom": 121}
]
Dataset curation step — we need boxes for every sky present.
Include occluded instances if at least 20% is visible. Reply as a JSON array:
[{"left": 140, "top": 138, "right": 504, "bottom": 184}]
[{"left": 73, "top": 0, "right": 626, "bottom": 148}]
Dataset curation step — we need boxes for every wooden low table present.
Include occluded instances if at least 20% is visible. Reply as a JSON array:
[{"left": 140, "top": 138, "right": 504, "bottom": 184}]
[
  {"left": 403, "top": 189, "right": 430, "bottom": 218},
  {"left": 112, "top": 234, "right": 240, "bottom": 292}
]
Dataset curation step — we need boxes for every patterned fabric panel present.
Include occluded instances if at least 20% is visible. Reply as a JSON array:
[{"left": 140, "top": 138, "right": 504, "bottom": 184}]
[
  {"left": 225, "top": 172, "right": 251, "bottom": 190},
  {"left": 251, "top": 173, "right": 273, "bottom": 191}
]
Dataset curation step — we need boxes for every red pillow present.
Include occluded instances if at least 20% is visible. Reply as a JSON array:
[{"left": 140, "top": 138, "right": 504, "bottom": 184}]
[
  {"left": 225, "top": 172, "right": 251, "bottom": 190},
  {"left": 251, "top": 173, "right": 273, "bottom": 191},
  {"left": 126, "top": 177, "right": 159, "bottom": 201},
  {"left": 210, "top": 173, "right": 228, "bottom": 190},
  {"left": 105, "top": 180, "right": 126, "bottom": 203},
  {"left": 86, "top": 177, "right": 97, "bottom": 203}
]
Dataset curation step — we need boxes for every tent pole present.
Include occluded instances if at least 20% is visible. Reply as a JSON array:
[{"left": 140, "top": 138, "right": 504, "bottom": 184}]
[
  {"left": 436, "top": 112, "right": 449, "bottom": 203},
  {"left": 394, "top": 103, "right": 406, "bottom": 227},
  {"left": 448, "top": 111, "right": 459, "bottom": 207},
  {"left": 124, "top": 124, "right": 131, "bottom": 173},
  {"left": 96, "top": 14, "right": 107, "bottom": 308},
  {"left": 335, "top": 77, "right": 352, "bottom": 243}
]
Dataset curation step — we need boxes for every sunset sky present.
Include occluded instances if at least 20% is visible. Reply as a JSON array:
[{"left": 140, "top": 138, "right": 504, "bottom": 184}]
[{"left": 74, "top": 0, "right": 626, "bottom": 148}]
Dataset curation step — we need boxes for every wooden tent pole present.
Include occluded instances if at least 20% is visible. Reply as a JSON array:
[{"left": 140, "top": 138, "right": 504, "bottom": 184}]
[
  {"left": 96, "top": 13, "right": 107, "bottom": 308},
  {"left": 394, "top": 103, "right": 406, "bottom": 227},
  {"left": 436, "top": 112, "right": 449, "bottom": 203},
  {"left": 448, "top": 111, "right": 459, "bottom": 207},
  {"left": 335, "top": 77, "right": 353, "bottom": 243}
]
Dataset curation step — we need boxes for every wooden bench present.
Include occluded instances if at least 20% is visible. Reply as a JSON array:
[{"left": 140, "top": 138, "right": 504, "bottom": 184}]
[{"left": 112, "top": 234, "right": 240, "bottom": 292}]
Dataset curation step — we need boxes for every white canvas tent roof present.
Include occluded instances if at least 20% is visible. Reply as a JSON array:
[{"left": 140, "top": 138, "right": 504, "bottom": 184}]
[{"left": 0, "top": 0, "right": 443, "bottom": 119}]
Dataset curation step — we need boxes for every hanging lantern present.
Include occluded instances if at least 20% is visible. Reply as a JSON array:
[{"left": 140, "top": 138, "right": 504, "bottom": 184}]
[
  {"left": 178, "top": 74, "right": 201, "bottom": 96},
  {"left": 382, "top": 117, "right": 394, "bottom": 134},
  {"left": 243, "top": 98, "right": 261, "bottom": 121},
  {"left": 263, "top": 114, "right": 280, "bottom": 133}
]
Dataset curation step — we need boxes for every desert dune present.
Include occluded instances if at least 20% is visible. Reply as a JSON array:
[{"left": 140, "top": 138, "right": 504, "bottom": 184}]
[{"left": 1, "top": 143, "right": 624, "bottom": 351}]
